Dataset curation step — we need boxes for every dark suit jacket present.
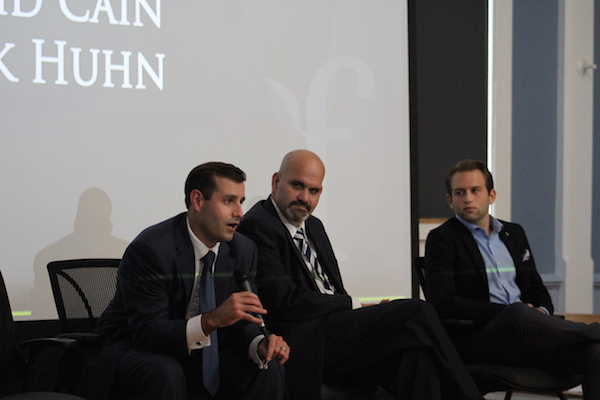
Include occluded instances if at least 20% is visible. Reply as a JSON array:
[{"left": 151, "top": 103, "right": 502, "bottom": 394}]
[
  {"left": 237, "top": 197, "right": 352, "bottom": 397},
  {"left": 90, "top": 212, "right": 262, "bottom": 400},
  {"left": 425, "top": 216, "right": 553, "bottom": 326}
]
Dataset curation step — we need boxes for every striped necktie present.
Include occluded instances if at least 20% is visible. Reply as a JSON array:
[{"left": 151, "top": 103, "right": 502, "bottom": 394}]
[
  {"left": 294, "top": 228, "right": 335, "bottom": 294},
  {"left": 199, "top": 250, "right": 219, "bottom": 396}
]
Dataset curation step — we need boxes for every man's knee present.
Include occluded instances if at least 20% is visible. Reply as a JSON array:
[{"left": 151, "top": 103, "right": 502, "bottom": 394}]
[
  {"left": 584, "top": 343, "right": 600, "bottom": 369},
  {"left": 232, "top": 363, "right": 286, "bottom": 400},
  {"left": 386, "top": 298, "right": 438, "bottom": 319},
  {"left": 117, "top": 350, "right": 186, "bottom": 399},
  {"left": 145, "top": 355, "right": 186, "bottom": 386}
]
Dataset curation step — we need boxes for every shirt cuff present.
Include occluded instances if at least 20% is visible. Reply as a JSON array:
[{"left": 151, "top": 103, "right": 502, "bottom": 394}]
[
  {"left": 249, "top": 334, "right": 268, "bottom": 369},
  {"left": 187, "top": 314, "right": 210, "bottom": 351},
  {"left": 351, "top": 297, "right": 362, "bottom": 310}
]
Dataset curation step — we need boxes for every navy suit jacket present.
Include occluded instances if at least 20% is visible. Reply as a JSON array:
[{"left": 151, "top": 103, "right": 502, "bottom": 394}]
[
  {"left": 424, "top": 216, "right": 553, "bottom": 325},
  {"left": 239, "top": 201, "right": 489, "bottom": 400},
  {"left": 237, "top": 197, "right": 352, "bottom": 397},
  {"left": 90, "top": 212, "right": 262, "bottom": 399}
]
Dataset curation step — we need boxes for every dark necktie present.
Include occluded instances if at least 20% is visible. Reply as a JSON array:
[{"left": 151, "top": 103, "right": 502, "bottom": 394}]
[
  {"left": 294, "top": 228, "right": 335, "bottom": 294},
  {"left": 199, "top": 250, "right": 219, "bottom": 396}
]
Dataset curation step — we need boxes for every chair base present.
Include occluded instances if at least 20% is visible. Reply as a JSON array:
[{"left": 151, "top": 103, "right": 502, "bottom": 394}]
[
  {"left": 468, "top": 364, "right": 581, "bottom": 399},
  {"left": 1, "top": 392, "right": 85, "bottom": 400}
]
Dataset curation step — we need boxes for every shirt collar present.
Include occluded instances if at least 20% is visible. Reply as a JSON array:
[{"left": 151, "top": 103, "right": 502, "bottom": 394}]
[
  {"left": 455, "top": 214, "right": 503, "bottom": 236},
  {"left": 270, "top": 197, "right": 306, "bottom": 238},
  {"left": 186, "top": 215, "right": 220, "bottom": 259}
]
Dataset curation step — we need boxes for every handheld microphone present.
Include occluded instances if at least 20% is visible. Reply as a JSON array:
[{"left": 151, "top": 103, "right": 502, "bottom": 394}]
[
  {"left": 234, "top": 271, "right": 288, "bottom": 399},
  {"left": 233, "top": 269, "right": 270, "bottom": 339}
]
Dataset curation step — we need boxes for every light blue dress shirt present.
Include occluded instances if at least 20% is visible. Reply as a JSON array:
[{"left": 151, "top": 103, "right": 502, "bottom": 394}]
[{"left": 456, "top": 215, "right": 522, "bottom": 305}]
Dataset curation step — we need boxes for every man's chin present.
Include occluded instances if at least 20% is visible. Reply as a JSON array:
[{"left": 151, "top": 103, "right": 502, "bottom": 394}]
[
  {"left": 286, "top": 210, "right": 309, "bottom": 224},
  {"left": 220, "top": 232, "right": 235, "bottom": 242},
  {"left": 459, "top": 213, "right": 481, "bottom": 224}
]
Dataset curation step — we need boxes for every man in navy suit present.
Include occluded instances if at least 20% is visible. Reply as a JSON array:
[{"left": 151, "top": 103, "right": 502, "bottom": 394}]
[
  {"left": 90, "top": 162, "right": 289, "bottom": 400},
  {"left": 425, "top": 159, "right": 600, "bottom": 398},
  {"left": 237, "top": 149, "right": 483, "bottom": 400}
]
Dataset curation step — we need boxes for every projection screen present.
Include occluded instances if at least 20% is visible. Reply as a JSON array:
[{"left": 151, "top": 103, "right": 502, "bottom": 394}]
[{"left": 1, "top": 0, "right": 411, "bottom": 320}]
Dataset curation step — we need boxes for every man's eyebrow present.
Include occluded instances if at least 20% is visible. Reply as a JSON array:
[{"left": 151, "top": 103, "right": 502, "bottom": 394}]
[
  {"left": 454, "top": 185, "right": 482, "bottom": 191},
  {"left": 222, "top": 193, "right": 243, "bottom": 200}
]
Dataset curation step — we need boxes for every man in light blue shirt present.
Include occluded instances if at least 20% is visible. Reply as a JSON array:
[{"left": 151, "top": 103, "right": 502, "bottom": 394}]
[
  {"left": 458, "top": 214, "right": 522, "bottom": 306},
  {"left": 425, "top": 159, "right": 600, "bottom": 399}
]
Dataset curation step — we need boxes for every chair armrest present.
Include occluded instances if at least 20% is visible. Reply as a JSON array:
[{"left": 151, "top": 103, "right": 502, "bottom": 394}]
[
  {"left": 20, "top": 337, "right": 79, "bottom": 349},
  {"left": 17, "top": 336, "right": 79, "bottom": 391},
  {"left": 57, "top": 332, "right": 102, "bottom": 343},
  {"left": 441, "top": 318, "right": 475, "bottom": 326},
  {"left": 19, "top": 337, "right": 79, "bottom": 365}
]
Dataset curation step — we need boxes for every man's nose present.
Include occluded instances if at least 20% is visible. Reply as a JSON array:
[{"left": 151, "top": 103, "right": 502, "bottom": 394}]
[
  {"left": 298, "top": 188, "right": 309, "bottom": 201},
  {"left": 234, "top": 203, "right": 244, "bottom": 217}
]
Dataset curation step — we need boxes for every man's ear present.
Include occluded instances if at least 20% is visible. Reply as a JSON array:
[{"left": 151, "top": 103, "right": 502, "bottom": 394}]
[
  {"left": 488, "top": 188, "right": 497, "bottom": 204},
  {"left": 189, "top": 189, "right": 204, "bottom": 211},
  {"left": 446, "top": 193, "right": 452, "bottom": 208},
  {"left": 271, "top": 172, "right": 281, "bottom": 192}
]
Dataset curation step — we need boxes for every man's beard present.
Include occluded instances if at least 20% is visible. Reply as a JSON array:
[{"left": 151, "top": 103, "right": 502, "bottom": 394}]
[{"left": 285, "top": 200, "right": 311, "bottom": 224}]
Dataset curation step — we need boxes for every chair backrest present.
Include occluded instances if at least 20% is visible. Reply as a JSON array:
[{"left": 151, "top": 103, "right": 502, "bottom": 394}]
[
  {"left": 47, "top": 259, "right": 120, "bottom": 333},
  {"left": 0, "top": 270, "right": 18, "bottom": 390},
  {"left": 412, "top": 256, "right": 428, "bottom": 299}
]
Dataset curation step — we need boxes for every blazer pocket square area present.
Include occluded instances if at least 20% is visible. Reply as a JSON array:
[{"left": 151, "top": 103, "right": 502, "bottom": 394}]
[{"left": 522, "top": 249, "right": 531, "bottom": 262}]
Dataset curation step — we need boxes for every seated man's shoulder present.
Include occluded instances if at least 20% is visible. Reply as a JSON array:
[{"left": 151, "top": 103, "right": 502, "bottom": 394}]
[
  {"left": 230, "top": 231, "right": 256, "bottom": 249},
  {"left": 137, "top": 213, "right": 185, "bottom": 239},
  {"left": 306, "top": 214, "right": 325, "bottom": 228},
  {"left": 241, "top": 199, "right": 267, "bottom": 219},
  {"left": 239, "top": 201, "right": 279, "bottom": 232},
  {"left": 498, "top": 219, "right": 525, "bottom": 232},
  {"left": 126, "top": 214, "right": 185, "bottom": 254},
  {"left": 428, "top": 217, "right": 458, "bottom": 236}
]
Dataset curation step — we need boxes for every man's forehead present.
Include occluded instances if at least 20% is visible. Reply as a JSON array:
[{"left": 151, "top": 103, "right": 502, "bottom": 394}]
[
  {"left": 289, "top": 176, "right": 322, "bottom": 189},
  {"left": 451, "top": 171, "right": 485, "bottom": 189},
  {"left": 452, "top": 184, "right": 483, "bottom": 191},
  {"left": 214, "top": 176, "right": 245, "bottom": 191}
]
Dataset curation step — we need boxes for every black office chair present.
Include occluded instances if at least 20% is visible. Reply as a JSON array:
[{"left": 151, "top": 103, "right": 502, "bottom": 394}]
[
  {"left": 0, "top": 269, "right": 84, "bottom": 399},
  {"left": 47, "top": 259, "right": 120, "bottom": 335},
  {"left": 413, "top": 257, "right": 582, "bottom": 400},
  {"left": 46, "top": 259, "right": 121, "bottom": 396}
]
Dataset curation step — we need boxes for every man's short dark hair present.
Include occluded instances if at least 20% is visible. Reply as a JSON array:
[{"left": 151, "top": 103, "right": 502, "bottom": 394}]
[
  {"left": 184, "top": 162, "right": 246, "bottom": 208},
  {"left": 445, "top": 159, "right": 494, "bottom": 196}
]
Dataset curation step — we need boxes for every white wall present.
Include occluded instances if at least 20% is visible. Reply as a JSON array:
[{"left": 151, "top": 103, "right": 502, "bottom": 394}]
[{"left": 491, "top": 0, "right": 596, "bottom": 313}]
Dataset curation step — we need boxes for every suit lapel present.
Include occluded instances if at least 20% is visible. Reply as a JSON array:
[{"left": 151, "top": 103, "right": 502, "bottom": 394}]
[
  {"left": 174, "top": 213, "right": 197, "bottom": 304},
  {"left": 498, "top": 224, "right": 521, "bottom": 268},
  {"left": 305, "top": 218, "right": 346, "bottom": 295},
  {"left": 214, "top": 241, "right": 235, "bottom": 306},
  {"left": 451, "top": 217, "right": 488, "bottom": 282},
  {"left": 263, "top": 197, "right": 320, "bottom": 290}
]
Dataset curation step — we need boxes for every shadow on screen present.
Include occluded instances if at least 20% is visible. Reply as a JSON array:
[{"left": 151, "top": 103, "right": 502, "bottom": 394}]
[{"left": 29, "top": 187, "right": 129, "bottom": 320}]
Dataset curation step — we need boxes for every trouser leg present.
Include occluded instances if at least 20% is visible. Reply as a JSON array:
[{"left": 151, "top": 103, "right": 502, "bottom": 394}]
[
  {"left": 237, "top": 362, "right": 286, "bottom": 400},
  {"left": 322, "top": 299, "right": 482, "bottom": 400},
  {"left": 469, "top": 303, "right": 600, "bottom": 400},
  {"left": 469, "top": 303, "right": 600, "bottom": 365},
  {"left": 522, "top": 342, "right": 600, "bottom": 400},
  {"left": 115, "top": 348, "right": 186, "bottom": 400},
  {"left": 579, "top": 344, "right": 600, "bottom": 399},
  {"left": 214, "top": 344, "right": 286, "bottom": 400},
  {"left": 384, "top": 347, "right": 442, "bottom": 400}
]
